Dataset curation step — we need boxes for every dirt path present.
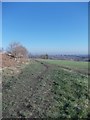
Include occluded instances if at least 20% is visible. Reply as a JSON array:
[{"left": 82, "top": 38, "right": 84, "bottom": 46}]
[
  {"left": 2, "top": 60, "right": 54, "bottom": 118},
  {"left": 20, "top": 60, "right": 54, "bottom": 118}
]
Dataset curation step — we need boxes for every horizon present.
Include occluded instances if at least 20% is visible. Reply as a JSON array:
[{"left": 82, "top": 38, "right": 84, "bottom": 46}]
[{"left": 2, "top": 2, "right": 88, "bottom": 55}]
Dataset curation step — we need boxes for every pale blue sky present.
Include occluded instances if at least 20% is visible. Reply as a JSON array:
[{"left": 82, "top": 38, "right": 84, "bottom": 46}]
[{"left": 2, "top": 2, "right": 88, "bottom": 55}]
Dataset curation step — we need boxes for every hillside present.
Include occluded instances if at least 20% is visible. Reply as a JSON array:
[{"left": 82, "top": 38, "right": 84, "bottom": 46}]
[{"left": 2, "top": 59, "right": 89, "bottom": 118}]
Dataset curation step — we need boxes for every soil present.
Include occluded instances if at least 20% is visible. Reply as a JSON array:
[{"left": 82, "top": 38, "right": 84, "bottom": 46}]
[{"left": 0, "top": 53, "right": 28, "bottom": 68}]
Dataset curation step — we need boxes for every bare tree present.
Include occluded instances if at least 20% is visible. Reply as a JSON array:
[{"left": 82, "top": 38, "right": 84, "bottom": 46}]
[{"left": 7, "top": 42, "right": 29, "bottom": 58}]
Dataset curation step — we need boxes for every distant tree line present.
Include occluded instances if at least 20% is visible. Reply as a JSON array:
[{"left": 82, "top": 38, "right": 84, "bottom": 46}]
[{"left": 40, "top": 54, "right": 48, "bottom": 59}]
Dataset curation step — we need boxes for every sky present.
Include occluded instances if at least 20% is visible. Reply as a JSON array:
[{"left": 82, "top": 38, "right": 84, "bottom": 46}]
[
  {"left": 2, "top": 0, "right": 89, "bottom": 2},
  {"left": 2, "top": 2, "right": 88, "bottom": 55}
]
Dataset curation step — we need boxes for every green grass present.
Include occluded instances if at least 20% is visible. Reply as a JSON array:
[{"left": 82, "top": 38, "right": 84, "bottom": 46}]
[
  {"left": 38, "top": 59, "right": 88, "bottom": 69},
  {"left": 38, "top": 59, "right": 88, "bottom": 74},
  {"left": 47, "top": 68, "right": 88, "bottom": 118}
]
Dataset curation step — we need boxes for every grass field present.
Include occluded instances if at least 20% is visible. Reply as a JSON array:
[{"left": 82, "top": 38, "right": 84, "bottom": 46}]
[
  {"left": 39, "top": 59, "right": 88, "bottom": 69},
  {"left": 38, "top": 59, "right": 88, "bottom": 75},
  {"left": 2, "top": 59, "right": 89, "bottom": 118}
]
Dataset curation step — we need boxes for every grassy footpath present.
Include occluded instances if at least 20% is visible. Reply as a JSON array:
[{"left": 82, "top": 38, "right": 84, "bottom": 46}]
[
  {"left": 2, "top": 60, "right": 52, "bottom": 118},
  {"left": 2, "top": 59, "right": 89, "bottom": 118}
]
